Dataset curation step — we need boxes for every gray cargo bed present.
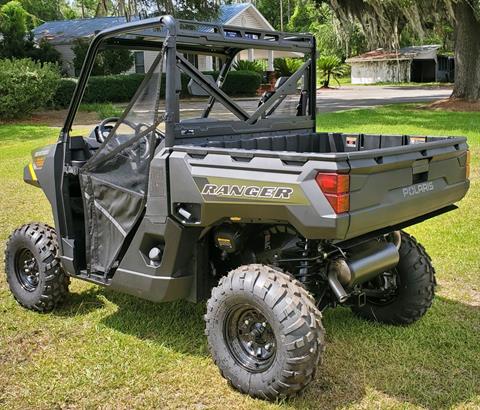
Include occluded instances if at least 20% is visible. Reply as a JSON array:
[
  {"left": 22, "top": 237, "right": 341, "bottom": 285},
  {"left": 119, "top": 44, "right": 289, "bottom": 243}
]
[{"left": 173, "top": 132, "right": 469, "bottom": 239}]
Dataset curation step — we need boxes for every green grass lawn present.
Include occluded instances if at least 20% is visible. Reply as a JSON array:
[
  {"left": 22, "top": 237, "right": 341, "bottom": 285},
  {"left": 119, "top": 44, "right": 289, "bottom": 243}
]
[
  {"left": 329, "top": 76, "right": 454, "bottom": 87},
  {"left": 0, "top": 105, "right": 479, "bottom": 409}
]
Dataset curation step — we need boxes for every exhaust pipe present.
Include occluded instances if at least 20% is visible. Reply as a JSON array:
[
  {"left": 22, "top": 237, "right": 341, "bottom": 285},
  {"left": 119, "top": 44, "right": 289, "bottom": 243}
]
[
  {"left": 390, "top": 230, "right": 402, "bottom": 250},
  {"left": 327, "top": 269, "right": 349, "bottom": 303},
  {"left": 327, "top": 239, "right": 400, "bottom": 302}
]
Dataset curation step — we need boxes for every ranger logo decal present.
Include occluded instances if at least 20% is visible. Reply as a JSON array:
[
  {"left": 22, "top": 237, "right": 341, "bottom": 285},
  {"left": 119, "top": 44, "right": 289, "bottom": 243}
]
[{"left": 202, "top": 184, "right": 293, "bottom": 199}]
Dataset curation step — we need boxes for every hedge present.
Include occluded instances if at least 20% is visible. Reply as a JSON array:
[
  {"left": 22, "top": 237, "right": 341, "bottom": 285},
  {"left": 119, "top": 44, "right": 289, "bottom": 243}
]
[
  {"left": 53, "top": 70, "right": 263, "bottom": 108},
  {"left": 0, "top": 59, "right": 60, "bottom": 119}
]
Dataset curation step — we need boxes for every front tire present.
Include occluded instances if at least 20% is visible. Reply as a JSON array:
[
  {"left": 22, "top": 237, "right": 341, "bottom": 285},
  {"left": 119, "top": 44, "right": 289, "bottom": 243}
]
[
  {"left": 205, "top": 264, "right": 325, "bottom": 400},
  {"left": 352, "top": 231, "right": 436, "bottom": 325},
  {"left": 4, "top": 223, "right": 69, "bottom": 312}
]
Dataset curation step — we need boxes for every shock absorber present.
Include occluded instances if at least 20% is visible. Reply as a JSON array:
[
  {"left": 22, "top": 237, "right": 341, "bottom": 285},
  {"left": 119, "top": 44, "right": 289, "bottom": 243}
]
[{"left": 294, "top": 239, "right": 318, "bottom": 290}]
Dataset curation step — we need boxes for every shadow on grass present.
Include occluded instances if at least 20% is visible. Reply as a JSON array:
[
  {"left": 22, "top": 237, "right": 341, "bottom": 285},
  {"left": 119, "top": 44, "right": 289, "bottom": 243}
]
[
  {"left": 53, "top": 287, "right": 106, "bottom": 317},
  {"left": 56, "top": 282, "right": 479, "bottom": 408},
  {"left": 100, "top": 288, "right": 208, "bottom": 356},
  {"left": 95, "top": 288, "right": 479, "bottom": 409},
  {"left": 292, "top": 296, "right": 480, "bottom": 409}
]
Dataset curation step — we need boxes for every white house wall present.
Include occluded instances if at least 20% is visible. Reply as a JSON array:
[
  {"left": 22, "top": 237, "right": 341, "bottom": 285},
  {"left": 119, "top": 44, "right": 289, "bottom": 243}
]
[{"left": 350, "top": 60, "right": 412, "bottom": 84}]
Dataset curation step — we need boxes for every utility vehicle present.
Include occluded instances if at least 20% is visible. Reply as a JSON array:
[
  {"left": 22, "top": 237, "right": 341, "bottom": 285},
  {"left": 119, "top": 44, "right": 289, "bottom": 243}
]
[{"left": 5, "top": 16, "right": 470, "bottom": 400}]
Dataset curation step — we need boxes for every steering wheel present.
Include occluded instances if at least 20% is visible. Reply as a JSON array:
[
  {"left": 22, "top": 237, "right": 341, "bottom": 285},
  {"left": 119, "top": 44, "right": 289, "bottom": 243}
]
[
  {"left": 95, "top": 117, "right": 164, "bottom": 162},
  {"left": 95, "top": 117, "right": 138, "bottom": 144}
]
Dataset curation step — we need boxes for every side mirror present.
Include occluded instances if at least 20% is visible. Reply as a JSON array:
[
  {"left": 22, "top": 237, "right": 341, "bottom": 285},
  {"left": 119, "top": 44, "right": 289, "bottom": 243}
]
[{"left": 187, "top": 75, "right": 216, "bottom": 96}]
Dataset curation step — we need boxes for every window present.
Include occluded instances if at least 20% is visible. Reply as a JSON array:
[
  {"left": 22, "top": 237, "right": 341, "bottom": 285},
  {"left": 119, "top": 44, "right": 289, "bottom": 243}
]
[{"left": 134, "top": 51, "right": 145, "bottom": 74}]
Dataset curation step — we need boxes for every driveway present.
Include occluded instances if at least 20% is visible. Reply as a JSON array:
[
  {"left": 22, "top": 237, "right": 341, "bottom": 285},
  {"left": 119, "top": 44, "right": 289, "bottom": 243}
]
[{"left": 316, "top": 85, "right": 453, "bottom": 112}]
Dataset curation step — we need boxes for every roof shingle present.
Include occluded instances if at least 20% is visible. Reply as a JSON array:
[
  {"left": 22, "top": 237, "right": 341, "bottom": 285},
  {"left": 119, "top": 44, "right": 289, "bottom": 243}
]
[{"left": 32, "top": 3, "right": 252, "bottom": 45}]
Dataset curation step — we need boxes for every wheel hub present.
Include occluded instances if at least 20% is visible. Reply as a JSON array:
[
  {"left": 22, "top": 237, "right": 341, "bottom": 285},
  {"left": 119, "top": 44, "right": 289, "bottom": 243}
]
[
  {"left": 224, "top": 305, "right": 276, "bottom": 372},
  {"left": 15, "top": 249, "right": 39, "bottom": 292}
]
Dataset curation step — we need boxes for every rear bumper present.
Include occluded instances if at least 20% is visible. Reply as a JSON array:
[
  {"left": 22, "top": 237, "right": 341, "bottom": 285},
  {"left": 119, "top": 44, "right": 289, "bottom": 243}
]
[{"left": 346, "top": 179, "right": 469, "bottom": 239}]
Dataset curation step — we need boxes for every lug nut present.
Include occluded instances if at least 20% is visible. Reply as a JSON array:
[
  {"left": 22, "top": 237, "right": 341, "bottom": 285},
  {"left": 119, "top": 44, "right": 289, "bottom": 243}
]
[
  {"left": 265, "top": 343, "right": 272, "bottom": 351},
  {"left": 244, "top": 320, "right": 249, "bottom": 326}
]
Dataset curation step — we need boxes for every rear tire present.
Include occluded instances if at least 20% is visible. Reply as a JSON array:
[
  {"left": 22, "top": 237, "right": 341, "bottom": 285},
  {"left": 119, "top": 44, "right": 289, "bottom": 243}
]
[
  {"left": 205, "top": 264, "right": 325, "bottom": 400},
  {"left": 352, "top": 231, "right": 436, "bottom": 325},
  {"left": 4, "top": 223, "right": 69, "bottom": 312}
]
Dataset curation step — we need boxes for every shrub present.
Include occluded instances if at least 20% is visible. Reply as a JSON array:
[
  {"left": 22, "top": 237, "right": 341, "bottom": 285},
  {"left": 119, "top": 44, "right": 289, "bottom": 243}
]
[
  {"left": 222, "top": 70, "right": 262, "bottom": 95},
  {"left": 0, "top": 58, "right": 60, "bottom": 119},
  {"left": 53, "top": 78, "right": 77, "bottom": 108},
  {"left": 232, "top": 60, "right": 264, "bottom": 73},
  {"left": 72, "top": 38, "right": 134, "bottom": 76},
  {"left": 52, "top": 70, "right": 262, "bottom": 108},
  {"left": 274, "top": 58, "right": 304, "bottom": 76},
  {"left": 83, "top": 74, "right": 145, "bottom": 103},
  {"left": 317, "top": 55, "right": 347, "bottom": 87},
  {"left": 26, "top": 38, "right": 63, "bottom": 65}
]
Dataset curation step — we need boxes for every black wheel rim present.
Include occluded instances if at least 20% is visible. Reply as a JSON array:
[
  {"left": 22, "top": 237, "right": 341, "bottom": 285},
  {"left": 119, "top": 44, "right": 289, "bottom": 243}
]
[
  {"left": 224, "top": 304, "right": 276, "bottom": 372},
  {"left": 14, "top": 248, "right": 40, "bottom": 292}
]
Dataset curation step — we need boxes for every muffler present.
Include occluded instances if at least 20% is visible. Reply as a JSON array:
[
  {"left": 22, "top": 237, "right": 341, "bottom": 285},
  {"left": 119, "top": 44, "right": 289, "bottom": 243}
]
[{"left": 327, "top": 238, "right": 400, "bottom": 301}]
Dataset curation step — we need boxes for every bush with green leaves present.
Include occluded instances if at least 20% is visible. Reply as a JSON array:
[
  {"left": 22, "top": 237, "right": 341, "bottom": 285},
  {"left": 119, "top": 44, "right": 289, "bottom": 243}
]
[
  {"left": 222, "top": 70, "right": 262, "bottom": 95},
  {"left": 274, "top": 58, "right": 304, "bottom": 76},
  {"left": 232, "top": 59, "right": 264, "bottom": 73},
  {"left": 53, "top": 70, "right": 262, "bottom": 108},
  {"left": 0, "top": 58, "right": 60, "bottom": 119},
  {"left": 317, "top": 55, "right": 347, "bottom": 87},
  {"left": 72, "top": 38, "right": 134, "bottom": 76},
  {"left": 53, "top": 77, "right": 77, "bottom": 108}
]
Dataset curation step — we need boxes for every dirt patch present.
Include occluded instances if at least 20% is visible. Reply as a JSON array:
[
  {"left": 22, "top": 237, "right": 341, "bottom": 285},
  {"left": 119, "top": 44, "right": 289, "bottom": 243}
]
[{"left": 420, "top": 98, "right": 480, "bottom": 112}]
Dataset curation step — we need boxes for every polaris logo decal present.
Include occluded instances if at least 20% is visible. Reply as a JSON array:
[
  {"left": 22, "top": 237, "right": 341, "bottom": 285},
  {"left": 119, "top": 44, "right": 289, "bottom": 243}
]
[
  {"left": 202, "top": 184, "right": 294, "bottom": 199},
  {"left": 402, "top": 181, "right": 434, "bottom": 197}
]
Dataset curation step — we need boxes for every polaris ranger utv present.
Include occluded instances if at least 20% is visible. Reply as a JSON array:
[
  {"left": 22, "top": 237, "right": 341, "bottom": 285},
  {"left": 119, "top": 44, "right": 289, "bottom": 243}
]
[{"left": 5, "top": 16, "right": 470, "bottom": 400}]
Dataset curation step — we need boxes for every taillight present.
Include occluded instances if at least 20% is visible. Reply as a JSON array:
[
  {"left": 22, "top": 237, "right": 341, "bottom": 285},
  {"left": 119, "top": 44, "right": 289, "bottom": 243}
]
[{"left": 315, "top": 172, "right": 350, "bottom": 213}]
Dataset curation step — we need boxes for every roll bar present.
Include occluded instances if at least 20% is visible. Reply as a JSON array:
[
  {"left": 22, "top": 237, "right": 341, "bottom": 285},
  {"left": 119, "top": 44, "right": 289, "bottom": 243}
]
[
  {"left": 60, "top": 15, "right": 316, "bottom": 146},
  {"left": 61, "top": 16, "right": 177, "bottom": 137}
]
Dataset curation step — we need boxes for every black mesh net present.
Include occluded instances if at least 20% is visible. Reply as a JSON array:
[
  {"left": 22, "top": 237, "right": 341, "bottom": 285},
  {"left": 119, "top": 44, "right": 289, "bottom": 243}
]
[{"left": 80, "top": 49, "right": 165, "bottom": 274}]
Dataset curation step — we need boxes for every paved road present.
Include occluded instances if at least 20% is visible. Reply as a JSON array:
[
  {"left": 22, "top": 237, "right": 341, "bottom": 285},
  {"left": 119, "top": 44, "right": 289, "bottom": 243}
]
[
  {"left": 179, "top": 85, "right": 453, "bottom": 118},
  {"left": 316, "top": 85, "right": 453, "bottom": 112},
  {"left": 68, "top": 84, "right": 453, "bottom": 129}
]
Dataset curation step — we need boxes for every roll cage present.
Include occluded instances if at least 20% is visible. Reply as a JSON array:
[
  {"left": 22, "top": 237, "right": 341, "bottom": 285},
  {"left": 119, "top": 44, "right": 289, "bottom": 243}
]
[{"left": 61, "top": 15, "right": 317, "bottom": 147}]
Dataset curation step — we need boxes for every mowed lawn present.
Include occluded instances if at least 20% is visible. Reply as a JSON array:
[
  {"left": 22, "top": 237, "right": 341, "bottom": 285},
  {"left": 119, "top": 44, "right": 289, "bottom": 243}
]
[{"left": 0, "top": 105, "right": 479, "bottom": 409}]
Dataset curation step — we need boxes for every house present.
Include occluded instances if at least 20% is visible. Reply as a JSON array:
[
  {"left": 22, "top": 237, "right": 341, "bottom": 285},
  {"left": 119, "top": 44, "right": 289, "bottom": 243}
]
[
  {"left": 32, "top": 3, "right": 294, "bottom": 77},
  {"left": 346, "top": 45, "right": 454, "bottom": 84}
]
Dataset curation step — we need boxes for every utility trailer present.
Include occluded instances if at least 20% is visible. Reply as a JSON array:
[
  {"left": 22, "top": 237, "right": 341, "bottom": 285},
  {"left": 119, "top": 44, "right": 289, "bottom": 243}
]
[{"left": 5, "top": 16, "right": 470, "bottom": 400}]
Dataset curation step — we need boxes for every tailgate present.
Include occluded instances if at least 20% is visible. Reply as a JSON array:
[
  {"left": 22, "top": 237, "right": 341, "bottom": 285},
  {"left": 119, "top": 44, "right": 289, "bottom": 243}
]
[{"left": 346, "top": 136, "right": 470, "bottom": 239}]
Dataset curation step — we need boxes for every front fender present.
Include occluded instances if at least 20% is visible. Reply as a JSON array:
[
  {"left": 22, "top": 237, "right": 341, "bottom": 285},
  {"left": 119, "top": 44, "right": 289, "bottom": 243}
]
[{"left": 23, "top": 163, "right": 40, "bottom": 188}]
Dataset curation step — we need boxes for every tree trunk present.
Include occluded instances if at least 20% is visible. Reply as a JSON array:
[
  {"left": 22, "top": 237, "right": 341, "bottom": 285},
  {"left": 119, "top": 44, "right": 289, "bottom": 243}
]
[{"left": 451, "top": 1, "right": 480, "bottom": 101}]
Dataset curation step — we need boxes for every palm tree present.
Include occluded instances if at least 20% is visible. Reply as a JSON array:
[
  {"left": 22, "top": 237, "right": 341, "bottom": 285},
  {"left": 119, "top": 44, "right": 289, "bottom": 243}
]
[
  {"left": 317, "top": 55, "right": 347, "bottom": 88},
  {"left": 232, "top": 60, "right": 264, "bottom": 73}
]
